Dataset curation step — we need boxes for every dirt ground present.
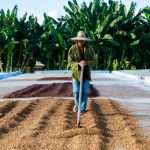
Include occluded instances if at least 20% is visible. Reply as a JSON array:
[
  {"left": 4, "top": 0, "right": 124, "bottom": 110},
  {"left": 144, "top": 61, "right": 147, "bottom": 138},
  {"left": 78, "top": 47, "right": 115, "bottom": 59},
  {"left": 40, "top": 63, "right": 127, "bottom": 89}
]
[{"left": 0, "top": 98, "right": 149, "bottom": 150}]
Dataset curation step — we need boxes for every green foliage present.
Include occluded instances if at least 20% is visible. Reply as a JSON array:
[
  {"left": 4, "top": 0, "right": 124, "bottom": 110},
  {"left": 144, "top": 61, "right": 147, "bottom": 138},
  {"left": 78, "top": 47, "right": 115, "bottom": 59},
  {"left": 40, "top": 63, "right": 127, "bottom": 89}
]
[
  {"left": 0, "top": 1, "right": 150, "bottom": 72},
  {"left": 131, "top": 66, "right": 136, "bottom": 70},
  {"left": 113, "top": 59, "right": 118, "bottom": 70}
]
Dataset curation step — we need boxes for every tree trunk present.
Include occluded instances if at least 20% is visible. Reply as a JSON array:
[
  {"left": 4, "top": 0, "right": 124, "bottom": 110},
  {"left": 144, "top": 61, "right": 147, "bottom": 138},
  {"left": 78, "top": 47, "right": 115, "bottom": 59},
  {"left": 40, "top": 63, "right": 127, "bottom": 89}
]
[
  {"left": 20, "top": 50, "right": 28, "bottom": 70},
  {"left": 21, "top": 52, "right": 33, "bottom": 72},
  {"left": 47, "top": 58, "right": 50, "bottom": 70},
  {"left": 16, "top": 51, "right": 23, "bottom": 70},
  {"left": 107, "top": 48, "right": 113, "bottom": 70},
  {"left": 120, "top": 49, "right": 126, "bottom": 69},
  {"left": 0, "top": 54, "right": 3, "bottom": 72},
  {"left": 6, "top": 53, "right": 11, "bottom": 72}
]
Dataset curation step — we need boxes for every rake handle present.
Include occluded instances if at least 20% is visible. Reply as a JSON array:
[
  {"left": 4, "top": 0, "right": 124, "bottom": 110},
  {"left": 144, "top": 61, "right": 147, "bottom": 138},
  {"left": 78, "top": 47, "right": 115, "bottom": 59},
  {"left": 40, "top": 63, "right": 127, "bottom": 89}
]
[{"left": 77, "top": 64, "right": 85, "bottom": 128}]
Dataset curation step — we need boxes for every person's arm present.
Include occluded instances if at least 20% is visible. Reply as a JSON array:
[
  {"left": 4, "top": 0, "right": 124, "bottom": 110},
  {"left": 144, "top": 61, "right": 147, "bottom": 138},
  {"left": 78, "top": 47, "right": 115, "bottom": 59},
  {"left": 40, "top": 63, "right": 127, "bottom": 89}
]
[{"left": 67, "top": 47, "right": 79, "bottom": 70}]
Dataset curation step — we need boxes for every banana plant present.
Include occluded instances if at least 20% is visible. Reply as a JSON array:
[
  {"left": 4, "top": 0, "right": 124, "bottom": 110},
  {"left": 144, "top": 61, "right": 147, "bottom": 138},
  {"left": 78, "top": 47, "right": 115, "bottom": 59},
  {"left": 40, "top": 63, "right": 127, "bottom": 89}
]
[
  {"left": 0, "top": 6, "right": 19, "bottom": 72},
  {"left": 4, "top": 38, "right": 19, "bottom": 72},
  {"left": 0, "top": 1, "right": 149, "bottom": 71},
  {"left": 0, "top": 29, "right": 7, "bottom": 72},
  {"left": 39, "top": 14, "right": 62, "bottom": 69},
  {"left": 133, "top": 7, "right": 150, "bottom": 68}
]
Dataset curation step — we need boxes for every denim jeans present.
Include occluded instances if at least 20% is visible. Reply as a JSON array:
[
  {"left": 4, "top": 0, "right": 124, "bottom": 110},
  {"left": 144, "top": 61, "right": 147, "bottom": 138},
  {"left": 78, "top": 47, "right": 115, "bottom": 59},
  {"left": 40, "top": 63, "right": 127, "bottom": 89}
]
[{"left": 72, "top": 78, "right": 90, "bottom": 112}]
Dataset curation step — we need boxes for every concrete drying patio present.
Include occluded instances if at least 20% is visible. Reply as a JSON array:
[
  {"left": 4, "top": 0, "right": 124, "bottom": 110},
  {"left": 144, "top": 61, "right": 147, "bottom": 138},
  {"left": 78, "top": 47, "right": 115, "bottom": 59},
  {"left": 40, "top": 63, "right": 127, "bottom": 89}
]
[{"left": 0, "top": 70, "right": 150, "bottom": 136}]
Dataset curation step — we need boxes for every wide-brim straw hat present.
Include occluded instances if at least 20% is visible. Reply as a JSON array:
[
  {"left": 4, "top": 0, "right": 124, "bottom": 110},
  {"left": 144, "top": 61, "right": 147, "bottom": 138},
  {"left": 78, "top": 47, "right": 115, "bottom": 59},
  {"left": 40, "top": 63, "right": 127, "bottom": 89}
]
[{"left": 70, "top": 31, "right": 92, "bottom": 42}]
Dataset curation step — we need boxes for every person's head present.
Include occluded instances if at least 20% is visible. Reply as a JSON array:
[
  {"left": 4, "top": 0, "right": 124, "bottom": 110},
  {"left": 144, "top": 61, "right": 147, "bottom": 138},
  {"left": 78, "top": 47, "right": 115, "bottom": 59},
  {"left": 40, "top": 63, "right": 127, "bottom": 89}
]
[{"left": 77, "top": 40, "right": 85, "bottom": 48}]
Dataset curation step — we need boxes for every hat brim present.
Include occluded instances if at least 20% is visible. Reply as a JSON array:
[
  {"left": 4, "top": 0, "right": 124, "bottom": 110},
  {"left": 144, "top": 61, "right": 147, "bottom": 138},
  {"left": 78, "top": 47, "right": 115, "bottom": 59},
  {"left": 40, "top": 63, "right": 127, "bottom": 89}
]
[{"left": 70, "top": 37, "right": 93, "bottom": 42}]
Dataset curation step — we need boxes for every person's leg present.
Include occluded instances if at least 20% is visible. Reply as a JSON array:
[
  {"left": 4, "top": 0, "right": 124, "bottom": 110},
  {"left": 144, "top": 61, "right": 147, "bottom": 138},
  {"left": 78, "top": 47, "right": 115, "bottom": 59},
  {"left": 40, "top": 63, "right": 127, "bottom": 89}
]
[
  {"left": 81, "top": 80, "right": 90, "bottom": 113},
  {"left": 72, "top": 78, "right": 80, "bottom": 107}
]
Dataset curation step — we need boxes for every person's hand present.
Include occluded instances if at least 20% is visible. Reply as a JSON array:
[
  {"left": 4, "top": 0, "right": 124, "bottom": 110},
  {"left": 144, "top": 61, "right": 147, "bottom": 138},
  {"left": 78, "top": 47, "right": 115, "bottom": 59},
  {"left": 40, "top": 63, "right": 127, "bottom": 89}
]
[{"left": 79, "top": 60, "right": 88, "bottom": 67}]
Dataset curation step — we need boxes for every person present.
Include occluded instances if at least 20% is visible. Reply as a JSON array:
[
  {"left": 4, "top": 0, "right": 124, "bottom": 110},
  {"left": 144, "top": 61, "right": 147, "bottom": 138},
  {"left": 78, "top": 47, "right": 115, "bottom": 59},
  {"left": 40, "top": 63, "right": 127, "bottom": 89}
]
[{"left": 67, "top": 31, "right": 96, "bottom": 114}]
